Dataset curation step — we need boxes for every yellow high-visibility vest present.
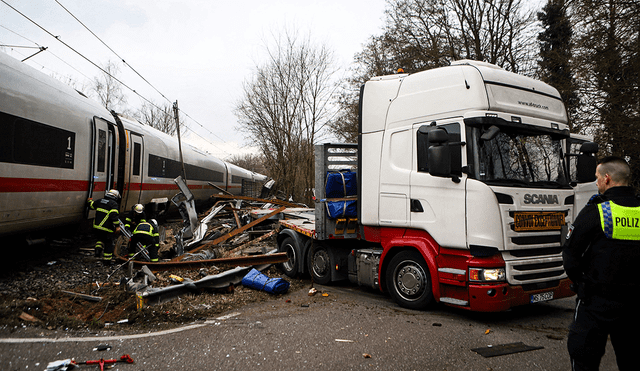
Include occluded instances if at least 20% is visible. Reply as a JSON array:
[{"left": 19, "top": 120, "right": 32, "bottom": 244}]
[{"left": 597, "top": 201, "right": 640, "bottom": 240}]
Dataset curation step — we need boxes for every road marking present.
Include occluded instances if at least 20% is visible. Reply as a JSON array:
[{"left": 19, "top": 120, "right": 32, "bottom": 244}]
[{"left": 0, "top": 312, "right": 242, "bottom": 343}]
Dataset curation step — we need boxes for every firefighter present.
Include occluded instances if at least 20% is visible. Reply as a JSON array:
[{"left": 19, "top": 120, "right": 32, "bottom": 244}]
[
  {"left": 129, "top": 219, "right": 160, "bottom": 262},
  {"left": 124, "top": 203, "right": 146, "bottom": 232},
  {"left": 87, "top": 189, "right": 121, "bottom": 265},
  {"left": 562, "top": 156, "right": 640, "bottom": 371}
]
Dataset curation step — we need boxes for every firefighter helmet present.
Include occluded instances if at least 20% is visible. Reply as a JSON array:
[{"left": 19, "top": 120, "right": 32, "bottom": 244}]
[
  {"left": 134, "top": 204, "right": 144, "bottom": 214},
  {"left": 105, "top": 189, "right": 120, "bottom": 200}
]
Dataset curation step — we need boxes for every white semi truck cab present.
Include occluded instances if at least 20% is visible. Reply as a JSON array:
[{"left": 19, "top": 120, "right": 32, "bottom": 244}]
[{"left": 277, "top": 60, "right": 598, "bottom": 312}]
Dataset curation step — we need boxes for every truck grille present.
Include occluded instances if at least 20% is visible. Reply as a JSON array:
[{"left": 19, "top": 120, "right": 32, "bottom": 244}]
[
  {"left": 505, "top": 256, "right": 566, "bottom": 286},
  {"left": 502, "top": 208, "right": 571, "bottom": 286}
]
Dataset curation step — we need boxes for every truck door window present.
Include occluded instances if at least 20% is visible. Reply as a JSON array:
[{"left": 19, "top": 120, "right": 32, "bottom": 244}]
[{"left": 417, "top": 123, "right": 461, "bottom": 176}]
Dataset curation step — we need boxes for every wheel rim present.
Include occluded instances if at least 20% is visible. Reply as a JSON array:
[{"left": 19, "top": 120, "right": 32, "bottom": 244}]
[
  {"left": 393, "top": 260, "right": 427, "bottom": 301},
  {"left": 312, "top": 249, "right": 330, "bottom": 277},
  {"left": 282, "top": 243, "right": 297, "bottom": 272}
]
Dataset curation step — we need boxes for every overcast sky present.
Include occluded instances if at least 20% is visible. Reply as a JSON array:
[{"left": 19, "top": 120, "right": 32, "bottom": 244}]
[{"left": 0, "top": 0, "right": 387, "bottom": 159}]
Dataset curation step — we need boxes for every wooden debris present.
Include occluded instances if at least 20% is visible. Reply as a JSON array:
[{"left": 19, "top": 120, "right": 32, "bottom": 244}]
[
  {"left": 61, "top": 290, "right": 103, "bottom": 302},
  {"left": 19, "top": 311, "right": 41, "bottom": 322}
]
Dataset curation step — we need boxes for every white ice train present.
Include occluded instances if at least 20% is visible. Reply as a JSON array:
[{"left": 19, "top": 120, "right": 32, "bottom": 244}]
[{"left": 0, "top": 51, "right": 267, "bottom": 237}]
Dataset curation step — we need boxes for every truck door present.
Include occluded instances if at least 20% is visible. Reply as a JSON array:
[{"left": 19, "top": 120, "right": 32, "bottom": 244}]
[
  {"left": 123, "top": 133, "right": 144, "bottom": 210},
  {"left": 89, "top": 117, "right": 117, "bottom": 198},
  {"left": 409, "top": 121, "right": 467, "bottom": 249}
]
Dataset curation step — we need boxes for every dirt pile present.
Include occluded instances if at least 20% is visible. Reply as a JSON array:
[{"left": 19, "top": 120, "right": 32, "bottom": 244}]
[{"left": 0, "top": 233, "right": 305, "bottom": 336}]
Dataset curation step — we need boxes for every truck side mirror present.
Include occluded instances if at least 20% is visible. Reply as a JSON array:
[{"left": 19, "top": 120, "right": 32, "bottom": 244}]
[
  {"left": 577, "top": 142, "right": 598, "bottom": 183},
  {"left": 427, "top": 128, "right": 451, "bottom": 177},
  {"left": 481, "top": 125, "right": 501, "bottom": 141},
  {"left": 579, "top": 142, "right": 598, "bottom": 154}
]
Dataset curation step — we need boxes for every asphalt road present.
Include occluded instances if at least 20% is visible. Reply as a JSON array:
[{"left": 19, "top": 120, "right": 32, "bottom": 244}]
[{"left": 0, "top": 281, "right": 619, "bottom": 370}]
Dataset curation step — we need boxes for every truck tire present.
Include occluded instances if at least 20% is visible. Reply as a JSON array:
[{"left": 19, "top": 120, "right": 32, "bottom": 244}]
[
  {"left": 277, "top": 236, "right": 299, "bottom": 278},
  {"left": 308, "top": 243, "right": 332, "bottom": 285},
  {"left": 385, "top": 250, "right": 434, "bottom": 310}
]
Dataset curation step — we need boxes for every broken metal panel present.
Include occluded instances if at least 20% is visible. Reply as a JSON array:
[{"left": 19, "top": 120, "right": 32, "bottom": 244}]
[
  {"left": 173, "top": 206, "right": 286, "bottom": 260},
  {"left": 173, "top": 175, "right": 235, "bottom": 255},
  {"left": 174, "top": 175, "right": 194, "bottom": 202},
  {"left": 172, "top": 176, "right": 202, "bottom": 254},
  {"left": 138, "top": 266, "right": 252, "bottom": 306},
  {"left": 183, "top": 202, "right": 228, "bottom": 251}
]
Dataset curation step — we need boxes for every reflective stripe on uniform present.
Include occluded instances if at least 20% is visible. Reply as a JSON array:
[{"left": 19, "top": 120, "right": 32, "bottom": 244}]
[
  {"left": 93, "top": 207, "right": 119, "bottom": 232},
  {"left": 133, "top": 223, "right": 159, "bottom": 238},
  {"left": 597, "top": 201, "right": 640, "bottom": 240}
]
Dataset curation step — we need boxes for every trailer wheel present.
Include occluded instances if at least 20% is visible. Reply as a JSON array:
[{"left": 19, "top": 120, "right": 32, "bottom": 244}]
[
  {"left": 385, "top": 251, "right": 434, "bottom": 310},
  {"left": 277, "top": 237, "right": 299, "bottom": 278},
  {"left": 308, "top": 243, "right": 332, "bottom": 285}
]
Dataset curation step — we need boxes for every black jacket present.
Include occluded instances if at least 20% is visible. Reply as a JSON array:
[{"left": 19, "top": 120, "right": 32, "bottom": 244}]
[
  {"left": 88, "top": 198, "right": 120, "bottom": 233},
  {"left": 562, "top": 186, "right": 640, "bottom": 300}
]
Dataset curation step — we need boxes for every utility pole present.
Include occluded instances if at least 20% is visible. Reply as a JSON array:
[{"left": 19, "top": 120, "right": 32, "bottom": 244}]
[{"left": 173, "top": 101, "right": 187, "bottom": 181}]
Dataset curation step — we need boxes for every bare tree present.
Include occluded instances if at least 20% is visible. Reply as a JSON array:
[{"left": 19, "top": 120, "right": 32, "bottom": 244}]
[
  {"left": 235, "top": 29, "right": 337, "bottom": 205},
  {"left": 332, "top": 0, "right": 539, "bottom": 141},
  {"left": 379, "top": 0, "right": 538, "bottom": 73},
  {"left": 227, "top": 153, "right": 267, "bottom": 176},
  {"left": 135, "top": 100, "right": 185, "bottom": 136},
  {"left": 90, "top": 60, "right": 127, "bottom": 112}
]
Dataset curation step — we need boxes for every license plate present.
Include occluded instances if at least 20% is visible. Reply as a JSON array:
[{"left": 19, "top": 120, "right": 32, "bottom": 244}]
[
  {"left": 530, "top": 291, "right": 554, "bottom": 304},
  {"left": 514, "top": 212, "right": 565, "bottom": 232}
]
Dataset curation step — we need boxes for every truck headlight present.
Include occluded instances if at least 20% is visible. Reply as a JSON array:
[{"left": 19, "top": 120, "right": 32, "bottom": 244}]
[{"left": 469, "top": 268, "right": 506, "bottom": 282}]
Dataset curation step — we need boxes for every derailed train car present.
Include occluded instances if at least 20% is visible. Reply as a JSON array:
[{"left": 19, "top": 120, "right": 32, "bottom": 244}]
[{"left": 0, "top": 51, "right": 266, "bottom": 237}]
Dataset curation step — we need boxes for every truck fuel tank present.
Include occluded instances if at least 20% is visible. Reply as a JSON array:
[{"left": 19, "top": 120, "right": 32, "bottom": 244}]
[{"left": 348, "top": 249, "right": 382, "bottom": 289}]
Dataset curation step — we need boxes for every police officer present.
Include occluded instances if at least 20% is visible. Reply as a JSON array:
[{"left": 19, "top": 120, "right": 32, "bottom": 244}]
[
  {"left": 562, "top": 156, "right": 640, "bottom": 371},
  {"left": 129, "top": 219, "right": 160, "bottom": 262},
  {"left": 124, "top": 204, "right": 146, "bottom": 232},
  {"left": 87, "top": 189, "right": 121, "bottom": 265}
]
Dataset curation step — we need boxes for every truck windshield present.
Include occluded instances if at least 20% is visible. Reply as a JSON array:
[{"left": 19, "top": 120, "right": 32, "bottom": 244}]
[{"left": 470, "top": 127, "right": 570, "bottom": 188}]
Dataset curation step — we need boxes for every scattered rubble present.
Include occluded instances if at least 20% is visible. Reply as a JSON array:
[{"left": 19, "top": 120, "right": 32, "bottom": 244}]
[{"left": 0, "top": 189, "right": 308, "bottom": 336}]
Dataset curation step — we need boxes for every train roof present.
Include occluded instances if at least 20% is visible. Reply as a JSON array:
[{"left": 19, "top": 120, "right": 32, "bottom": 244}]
[{"left": 0, "top": 51, "right": 111, "bottom": 121}]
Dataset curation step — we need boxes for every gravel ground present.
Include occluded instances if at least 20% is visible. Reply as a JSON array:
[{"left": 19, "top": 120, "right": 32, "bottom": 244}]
[{"left": 0, "top": 226, "right": 306, "bottom": 338}]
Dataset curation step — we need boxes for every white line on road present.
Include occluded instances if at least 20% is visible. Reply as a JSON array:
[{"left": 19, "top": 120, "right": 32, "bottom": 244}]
[{"left": 0, "top": 312, "right": 242, "bottom": 343}]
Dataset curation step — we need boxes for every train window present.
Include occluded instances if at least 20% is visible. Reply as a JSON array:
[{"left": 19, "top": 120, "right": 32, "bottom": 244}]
[
  {"left": 133, "top": 142, "right": 141, "bottom": 176},
  {"left": 148, "top": 154, "right": 224, "bottom": 182},
  {"left": 231, "top": 175, "right": 246, "bottom": 184},
  {"left": 97, "top": 129, "right": 106, "bottom": 173},
  {"left": 0, "top": 112, "right": 74, "bottom": 169}
]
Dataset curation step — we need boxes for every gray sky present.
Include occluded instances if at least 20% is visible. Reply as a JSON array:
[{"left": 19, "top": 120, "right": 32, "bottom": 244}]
[{"left": 0, "top": 0, "right": 387, "bottom": 159}]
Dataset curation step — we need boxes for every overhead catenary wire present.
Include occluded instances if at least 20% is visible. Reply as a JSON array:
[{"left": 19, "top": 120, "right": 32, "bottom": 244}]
[
  {"left": 54, "top": 0, "right": 231, "bottom": 146},
  {"left": 1, "top": 24, "right": 94, "bottom": 81},
  {"left": 1, "top": 0, "right": 153, "bottom": 105},
  {"left": 54, "top": 0, "right": 172, "bottom": 105},
  {"left": 2, "top": 0, "right": 233, "bottom": 157}
]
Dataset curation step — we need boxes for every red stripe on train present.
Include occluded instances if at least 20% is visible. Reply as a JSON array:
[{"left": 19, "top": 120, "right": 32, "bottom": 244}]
[{"left": 0, "top": 177, "right": 90, "bottom": 192}]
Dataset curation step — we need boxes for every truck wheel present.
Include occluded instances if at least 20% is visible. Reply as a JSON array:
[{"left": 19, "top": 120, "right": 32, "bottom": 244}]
[
  {"left": 277, "top": 237, "right": 299, "bottom": 278},
  {"left": 308, "top": 243, "right": 332, "bottom": 285},
  {"left": 385, "top": 251, "right": 434, "bottom": 310}
]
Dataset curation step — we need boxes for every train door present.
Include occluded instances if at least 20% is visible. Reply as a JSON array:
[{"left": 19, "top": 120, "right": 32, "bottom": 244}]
[
  {"left": 124, "top": 133, "right": 144, "bottom": 210},
  {"left": 89, "top": 117, "right": 117, "bottom": 199}
]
